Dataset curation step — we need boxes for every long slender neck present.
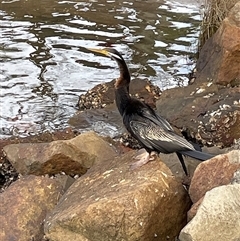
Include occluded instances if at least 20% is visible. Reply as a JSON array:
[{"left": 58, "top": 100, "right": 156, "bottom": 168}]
[
  {"left": 114, "top": 57, "right": 130, "bottom": 88},
  {"left": 115, "top": 86, "right": 131, "bottom": 116},
  {"left": 112, "top": 55, "right": 131, "bottom": 116}
]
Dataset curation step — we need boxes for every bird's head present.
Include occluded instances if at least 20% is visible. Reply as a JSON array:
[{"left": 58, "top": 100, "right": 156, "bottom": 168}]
[
  {"left": 87, "top": 47, "right": 123, "bottom": 61},
  {"left": 87, "top": 47, "right": 130, "bottom": 89}
]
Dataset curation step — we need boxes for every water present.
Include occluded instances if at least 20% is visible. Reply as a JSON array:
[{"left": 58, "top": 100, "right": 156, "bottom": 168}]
[{"left": 0, "top": 0, "right": 202, "bottom": 138}]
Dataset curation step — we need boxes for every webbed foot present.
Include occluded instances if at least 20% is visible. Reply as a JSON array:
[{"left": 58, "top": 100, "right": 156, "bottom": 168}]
[{"left": 130, "top": 149, "right": 158, "bottom": 170}]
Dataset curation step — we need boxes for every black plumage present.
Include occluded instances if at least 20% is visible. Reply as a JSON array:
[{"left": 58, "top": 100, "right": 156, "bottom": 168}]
[{"left": 88, "top": 47, "right": 215, "bottom": 175}]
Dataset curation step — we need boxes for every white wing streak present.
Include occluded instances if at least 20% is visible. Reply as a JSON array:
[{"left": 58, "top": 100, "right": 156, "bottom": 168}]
[{"left": 130, "top": 120, "right": 194, "bottom": 152}]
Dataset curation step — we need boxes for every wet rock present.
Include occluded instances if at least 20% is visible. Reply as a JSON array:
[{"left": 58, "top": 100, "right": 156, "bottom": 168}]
[
  {"left": 69, "top": 103, "right": 123, "bottom": 136},
  {"left": 72, "top": 78, "right": 161, "bottom": 137},
  {"left": 3, "top": 131, "right": 118, "bottom": 176},
  {"left": 0, "top": 175, "right": 64, "bottom": 241},
  {"left": 44, "top": 151, "right": 191, "bottom": 241},
  {"left": 77, "top": 78, "right": 161, "bottom": 111},
  {"left": 196, "top": 2, "right": 240, "bottom": 86},
  {"left": 189, "top": 150, "right": 240, "bottom": 203},
  {"left": 78, "top": 81, "right": 115, "bottom": 110},
  {"left": 179, "top": 184, "right": 240, "bottom": 241},
  {"left": 156, "top": 83, "right": 240, "bottom": 147}
]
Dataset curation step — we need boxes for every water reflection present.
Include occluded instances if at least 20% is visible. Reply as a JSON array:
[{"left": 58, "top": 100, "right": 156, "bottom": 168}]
[{"left": 0, "top": 0, "right": 202, "bottom": 137}]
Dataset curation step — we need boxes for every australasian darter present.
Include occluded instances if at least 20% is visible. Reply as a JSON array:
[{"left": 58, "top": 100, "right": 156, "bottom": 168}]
[{"left": 87, "top": 47, "right": 215, "bottom": 175}]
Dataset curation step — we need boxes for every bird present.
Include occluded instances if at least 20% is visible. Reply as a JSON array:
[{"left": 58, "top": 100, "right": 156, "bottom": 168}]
[{"left": 87, "top": 47, "right": 215, "bottom": 175}]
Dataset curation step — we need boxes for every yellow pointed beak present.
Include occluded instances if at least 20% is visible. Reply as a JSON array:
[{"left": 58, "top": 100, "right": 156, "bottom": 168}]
[{"left": 87, "top": 48, "right": 109, "bottom": 57}]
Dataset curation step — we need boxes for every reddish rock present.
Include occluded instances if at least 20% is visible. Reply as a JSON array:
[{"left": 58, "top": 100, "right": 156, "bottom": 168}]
[
  {"left": 187, "top": 197, "right": 204, "bottom": 221},
  {"left": 44, "top": 151, "right": 191, "bottom": 241},
  {"left": 3, "top": 131, "right": 118, "bottom": 176},
  {"left": 0, "top": 175, "right": 64, "bottom": 241},
  {"left": 196, "top": 2, "right": 240, "bottom": 86},
  {"left": 189, "top": 150, "right": 240, "bottom": 203}
]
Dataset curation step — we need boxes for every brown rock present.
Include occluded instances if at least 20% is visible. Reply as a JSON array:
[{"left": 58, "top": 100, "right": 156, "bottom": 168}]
[
  {"left": 3, "top": 141, "right": 88, "bottom": 176},
  {"left": 3, "top": 131, "right": 118, "bottom": 176},
  {"left": 156, "top": 83, "right": 240, "bottom": 147},
  {"left": 0, "top": 128, "right": 78, "bottom": 164},
  {"left": 196, "top": 2, "right": 240, "bottom": 86},
  {"left": 77, "top": 78, "right": 161, "bottom": 110},
  {"left": 68, "top": 131, "right": 118, "bottom": 165},
  {"left": 189, "top": 150, "right": 240, "bottom": 203},
  {"left": 154, "top": 3, "right": 240, "bottom": 148},
  {"left": 0, "top": 175, "right": 64, "bottom": 241},
  {"left": 45, "top": 151, "right": 191, "bottom": 241}
]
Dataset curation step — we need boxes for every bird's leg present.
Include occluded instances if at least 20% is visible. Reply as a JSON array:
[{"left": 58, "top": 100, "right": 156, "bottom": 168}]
[{"left": 130, "top": 149, "right": 158, "bottom": 170}]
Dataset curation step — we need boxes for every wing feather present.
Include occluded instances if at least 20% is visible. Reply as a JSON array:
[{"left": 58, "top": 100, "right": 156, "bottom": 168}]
[
  {"left": 128, "top": 118, "right": 194, "bottom": 154},
  {"left": 122, "top": 100, "right": 195, "bottom": 154},
  {"left": 139, "top": 106, "right": 174, "bottom": 131}
]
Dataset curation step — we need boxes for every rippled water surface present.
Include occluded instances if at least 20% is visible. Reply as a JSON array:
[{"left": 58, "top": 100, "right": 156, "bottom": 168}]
[{"left": 0, "top": 0, "right": 202, "bottom": 137}]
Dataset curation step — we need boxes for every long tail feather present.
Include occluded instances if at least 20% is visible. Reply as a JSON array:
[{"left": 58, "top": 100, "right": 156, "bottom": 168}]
[
  {"left": 176, "top": 152, "right": 188, "bottom": 176},
  {"left": 179, "top": 150, "right": 215, "bottom": 161}
]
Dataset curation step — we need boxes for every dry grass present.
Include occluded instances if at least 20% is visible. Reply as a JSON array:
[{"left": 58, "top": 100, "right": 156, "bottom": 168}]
[{"left": 198, "top": 0, "right": 239, "bottom": 51}]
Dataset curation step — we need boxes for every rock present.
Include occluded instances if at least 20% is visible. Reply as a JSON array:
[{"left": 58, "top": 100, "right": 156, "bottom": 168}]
[
  {"left": 155, "top": 2, "right": 240, "bottom": 148},
  {"left": 77, "top": 78, "right": 161, "bottom": 111},
  {"left": 159, "top": 152, "right": 201, "bottom": 180},
  {"left": 228, "top": 138, "right": 240, "bottom": 151},
  {"left": 231, "top": 168, "right": 240, "bottom": 184},
  {"left": 68, "top": 131, "right": 118, "bottom": 165},
  {"left": 0, "top": 129, "right": 79, "bottom": 192},
  {"left": 71, "top": 78, "right": 161, "bottom": 136},
  {"left": 44, "top": 151, "right": 191, "bottom": 241},
  {"left": 0, "top": 175, "right": 64, "bottom": 241},
  {"left": 196, "top": 2, "right": 240, "bottom": 86},
  {"left": 187, "top": 197, "right": 203, "bottom": 222},
  {"left": 179, "top": 184, "right": 240, "bottom": 241},
  {"left": 3, "top": 131, "right": 117, "bottom": 176},
  {"left": 0, "top": 128, "right": 79, "bottom": 162},
  {"left": 69, "top": 104, "right": 123, "bottom": 138},
  {"left": 156, "top": 83, "right": 240, "bottom": 147},
  {"left": 0, "top": 157, "right": 19, "bottom": 193},
  {"left": 189, "top": 150, "right": 240, "bottom": 203}
]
